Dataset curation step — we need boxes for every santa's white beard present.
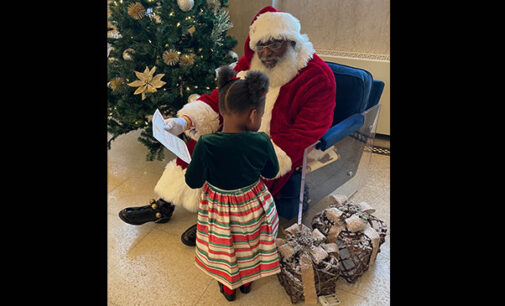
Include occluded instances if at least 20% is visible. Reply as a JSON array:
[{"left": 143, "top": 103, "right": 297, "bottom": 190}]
[
  {"left": 249, "top": 45, "right": 300, "bottom": 88},
  {"left": 248, "top": 46, "right": 297, "bottom": 177}
]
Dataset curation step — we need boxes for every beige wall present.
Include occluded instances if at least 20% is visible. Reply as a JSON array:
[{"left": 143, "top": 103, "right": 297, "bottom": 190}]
[
  {"left": 276, "top": 0, "right": 390, "bottom": 135},
  {"left": 275, "top": 0, "right": 389, "bottom": 56},
  {"left": 227, "top": 0, "right": 272, "bottom": 58},
  {"left": 228, "top": 0, "right": 390, "bottom": 57}
]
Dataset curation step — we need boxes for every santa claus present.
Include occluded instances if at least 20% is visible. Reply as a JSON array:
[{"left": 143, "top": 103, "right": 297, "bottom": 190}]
[{"left": 119, "top": 6, "right": 336, "bottom": 246}]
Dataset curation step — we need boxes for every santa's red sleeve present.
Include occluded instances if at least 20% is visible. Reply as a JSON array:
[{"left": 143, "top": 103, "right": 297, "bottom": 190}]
[
  {"left": 234, "top": 56, "right": 251, "bottom": 72},
  {"left": 271, "top": 65, "right": 336, "bottom": 171},
  {"left": 263, "top": 63, "right": 335, "bottom": 197}
]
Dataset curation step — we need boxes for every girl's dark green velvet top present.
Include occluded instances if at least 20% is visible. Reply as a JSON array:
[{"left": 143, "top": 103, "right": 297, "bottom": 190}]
[{"left": 185, "top": 131, "right": 279, "bottom": 190}]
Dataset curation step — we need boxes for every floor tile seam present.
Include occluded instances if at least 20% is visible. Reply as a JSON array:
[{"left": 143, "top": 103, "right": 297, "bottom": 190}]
[
  {"left": 107, "top": 210, "right": 122, "bottom": 218},
  {"left": 336, "top": 286, "right": 374, "bottom": 304},
  {"left": 149, "top": 225, "right": 190, "bottom": 239},
  {"left": 119, "top": 225, "right": 158, "bottom": 252},
  {"left": 121, "top": 225, "right": 191, "bottom": 256},
  {"left": 107, "top": 177, "right": 131, "bottom": 193},
  {"left": 191, "top": 279, "right": 213, "bottom": 306},
  {"left": 107, "top": 300, "right": 121, "bottom": 306}
]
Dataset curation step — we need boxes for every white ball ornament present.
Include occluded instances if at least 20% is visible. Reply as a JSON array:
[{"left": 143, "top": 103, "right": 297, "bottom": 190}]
[
  {"left": 228, "top": 50, "right": 238, "bottom": 61},
  {"left": 122, "top": 48, "right": 135, "bottom": 61},
  {"left": 177, "top": 0, "right": 194, "bottom": 12},
  {"left": 227, "top": 50, "right": 239, "bottom": 69},
  {"left": 188, "top": 93, "right": 200, "bottom": 103}
]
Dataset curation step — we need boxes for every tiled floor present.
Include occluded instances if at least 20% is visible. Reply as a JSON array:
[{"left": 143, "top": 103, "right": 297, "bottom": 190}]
[{"left": 108, "top": 130, "right": 390, "bottom": 305}]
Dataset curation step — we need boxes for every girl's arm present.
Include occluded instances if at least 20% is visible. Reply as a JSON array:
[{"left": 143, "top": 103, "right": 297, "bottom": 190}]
[
  {"left": 184, "top": 139, "right": 207, "bottom": 188},
  {"left": 261, "top": 134, "right": 280, "bottom": 179}
]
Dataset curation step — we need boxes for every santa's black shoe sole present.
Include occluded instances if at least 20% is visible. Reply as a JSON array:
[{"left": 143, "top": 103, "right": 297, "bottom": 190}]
[
  {"left": 119, "top": 212, "right": 172, "bottom": 225},
  {"left": 118, "top": 201, "right": 174, "bottom": 225},
  {"left": 118, "top": 211, "right": 147, "bottom": 225}
]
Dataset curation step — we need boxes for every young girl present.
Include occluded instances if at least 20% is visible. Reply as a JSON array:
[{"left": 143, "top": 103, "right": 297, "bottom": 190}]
[{"left": 185, "top": 66, "right": 280, "bottom": 301}]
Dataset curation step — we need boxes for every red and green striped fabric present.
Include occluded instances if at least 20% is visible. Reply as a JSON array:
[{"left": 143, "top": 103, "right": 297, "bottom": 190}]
[{"left": 195, "top": 180, "right": 280, "bottom": 289}]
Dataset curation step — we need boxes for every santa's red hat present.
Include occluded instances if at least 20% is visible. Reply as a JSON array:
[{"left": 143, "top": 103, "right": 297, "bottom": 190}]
[
  {"left": 241, "top": 6, "right": 314, "bottom": 69},
  {"left": 248, "top": 7, "right": 304, "bottom": 50},
  {"left": 243, "top": 6, "right": 309, "bottom": 58}
]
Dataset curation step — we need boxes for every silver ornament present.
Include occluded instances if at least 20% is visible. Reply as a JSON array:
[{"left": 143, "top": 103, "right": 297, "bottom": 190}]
[
  {"left": 228, "top": 50, "right": 238, "bottom": 60},
  {"left": 177, "top": 0, "right": 194, "bottom": 12}
]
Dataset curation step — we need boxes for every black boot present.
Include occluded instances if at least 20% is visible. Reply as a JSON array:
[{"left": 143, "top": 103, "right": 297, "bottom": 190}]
[
  {"left": 181, "top": 224, "right": 197, "bottom": 246},
  {"left": 218, "top": 282, "right": 236, "bottom": 301},
  {"left": 118, "top": 198, "right": 175, "bottom": 225},
  {"left": 239, "top": 283, "right": 252, "bottom": 294}
]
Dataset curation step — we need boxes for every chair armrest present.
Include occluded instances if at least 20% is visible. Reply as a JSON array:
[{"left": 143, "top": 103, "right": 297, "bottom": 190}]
[
  {"left": 316, "top": 113, "right": 364, "bottom": 151},
  {"left": 367, "top": 80, "right": 385, "bottom": 110}
]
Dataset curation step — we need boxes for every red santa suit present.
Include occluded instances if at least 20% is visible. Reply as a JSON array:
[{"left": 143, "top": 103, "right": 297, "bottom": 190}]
[{"left": 154, "top": 6, "right": 336, "bottom": 213}]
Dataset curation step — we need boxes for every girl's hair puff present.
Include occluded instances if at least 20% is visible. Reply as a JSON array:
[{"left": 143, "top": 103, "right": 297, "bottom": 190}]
[{"left": 216, "top": 66, "right": 269, "bottom": 115}]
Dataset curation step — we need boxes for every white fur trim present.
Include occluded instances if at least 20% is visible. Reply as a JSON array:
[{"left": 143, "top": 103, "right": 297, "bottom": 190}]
[
  {"left": 258, "top": 86, "right": 280, "bottom": 135},
  {"left": 154, "top": 159, "right": 201, "bottom": 213},
  {"left": 272, "top": 140, "right": 292, "bottom": 178},
  {"left": 293, "top": 34, "right": 315, "bottom": 70},
  {"left": 236, "top": 70, "right": 248, "bottom": 79},
  {"left": 177, "top": 100, "right": 220, "bottom": 141},
  {"left": 249, "top": 12, "right": 302, "bottom": 49},
  {"left": 249, "top": 36, "right": 314, "bottom": 87},
  {"left": 251, "top": 39, "right": 314, "bottom": 135}
]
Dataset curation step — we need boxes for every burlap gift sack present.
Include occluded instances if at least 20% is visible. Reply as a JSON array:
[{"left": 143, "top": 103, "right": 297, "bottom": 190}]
[
  {"left": 311, "top": 195, "right": 387, "bottom": 283},
  {"left": 276, "top": 223, "right": 340, "bottom": 304}
]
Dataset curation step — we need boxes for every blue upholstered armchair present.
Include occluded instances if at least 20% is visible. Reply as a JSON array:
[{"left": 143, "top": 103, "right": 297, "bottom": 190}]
[{"left": 275, "top": 62, "right": 385, "bottom": 220}]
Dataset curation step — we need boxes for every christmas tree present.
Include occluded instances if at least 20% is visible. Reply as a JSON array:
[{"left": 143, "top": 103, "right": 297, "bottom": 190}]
[{"left": 107, "top": 0, "right": 237, "bottom": 160}]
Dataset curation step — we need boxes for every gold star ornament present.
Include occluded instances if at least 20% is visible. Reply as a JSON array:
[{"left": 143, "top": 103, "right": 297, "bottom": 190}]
[
  {"left": 128, "top": 2, "right": 146, "bottom": 20},
  {"left": 127, "top": 66, "right": 166, "bottom": 100}
]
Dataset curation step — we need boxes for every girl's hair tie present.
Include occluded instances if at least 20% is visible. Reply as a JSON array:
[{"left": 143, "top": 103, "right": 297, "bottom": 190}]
[{"left": 226, "top": 76, "right": 240, "bottom": 85}]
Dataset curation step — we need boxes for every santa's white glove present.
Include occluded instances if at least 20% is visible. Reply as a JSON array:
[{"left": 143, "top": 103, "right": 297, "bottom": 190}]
[{"left": 163, "top": 117, "right": 187, "bottom": 136}]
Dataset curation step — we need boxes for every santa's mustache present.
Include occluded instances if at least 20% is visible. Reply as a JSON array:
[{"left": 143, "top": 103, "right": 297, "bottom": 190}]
[
  {"left": 261, "top": 56, "right": 281, "bottom": 64},
  {"left": 262, "top": 56, "right": 281, "bottom": 61}
]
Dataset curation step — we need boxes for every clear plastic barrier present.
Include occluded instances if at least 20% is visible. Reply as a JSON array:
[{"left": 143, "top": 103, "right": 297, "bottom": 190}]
[{"left": 297, "top": 104, "right": 381, "bottom": 223}]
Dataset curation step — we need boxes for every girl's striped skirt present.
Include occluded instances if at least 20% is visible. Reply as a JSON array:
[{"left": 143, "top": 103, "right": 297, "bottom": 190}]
[{"left": 195, "top": 179, "right": 281, "bottom": 289}]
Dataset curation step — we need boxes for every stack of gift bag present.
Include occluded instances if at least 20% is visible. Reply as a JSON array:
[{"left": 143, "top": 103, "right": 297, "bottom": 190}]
[{"left": 276, "top": 194, "right": 387, "bottom": 304}]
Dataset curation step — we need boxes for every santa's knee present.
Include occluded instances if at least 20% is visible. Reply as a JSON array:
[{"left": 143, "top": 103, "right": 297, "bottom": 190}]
[{"left": 154, "top": 159, "right": 201, "bottom": 213}]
